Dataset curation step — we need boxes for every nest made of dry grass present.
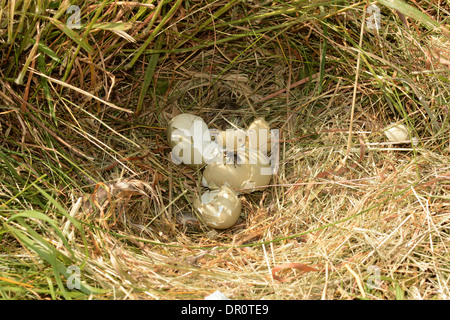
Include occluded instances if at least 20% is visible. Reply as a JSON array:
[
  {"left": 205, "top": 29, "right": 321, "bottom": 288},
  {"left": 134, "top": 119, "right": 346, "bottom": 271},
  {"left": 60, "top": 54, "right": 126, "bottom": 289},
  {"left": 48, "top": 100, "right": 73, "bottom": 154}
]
[{"left": 0, "top": 0, "right": 449, "bottom": 300}]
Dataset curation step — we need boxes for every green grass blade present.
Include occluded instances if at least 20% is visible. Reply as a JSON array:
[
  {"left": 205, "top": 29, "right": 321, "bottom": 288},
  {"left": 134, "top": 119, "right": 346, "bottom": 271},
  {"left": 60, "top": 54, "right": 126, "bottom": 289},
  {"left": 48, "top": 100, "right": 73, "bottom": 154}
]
[
  {"left": 48, "top": 18, "right": 93, "bottom": 54},
  {"left": 5, "top": 221, "right": 103, "bottom": 297},
  {"left": 136, "top": 34, "right": 163, "bottom": 116},
  {"left": 125, "top": 0, "right": 183, "bottom": 70},
  {"left": 378, "top": 0, "right": 440, "bottom": 30},
  {"left": 29, "top": 37, "right": 62, "bottom": 63},
  {"left": 7, "top": 210, "right": 75, "bottom": 258}
]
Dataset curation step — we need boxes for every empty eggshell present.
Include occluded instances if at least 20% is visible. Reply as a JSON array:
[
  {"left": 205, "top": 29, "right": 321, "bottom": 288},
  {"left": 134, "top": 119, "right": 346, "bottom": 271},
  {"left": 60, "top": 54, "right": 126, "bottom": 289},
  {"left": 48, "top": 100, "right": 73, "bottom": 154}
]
[
  {"left": 202, "top": 147, "right": 273, "bottom": 193},
  {"left": 167, "top": 113, "right": 206, "bottom": 148},
  {"left": 194, "top": 185, "right": 242, "bottom": 229},
  {"left": 245, "top": 117, "right": 271, "bottom": 155},
  {"left": 384, "top": 124, "right": 409, "bottom": 142},
  {"left": 167, "top": 113, "right": 216, "bottom": 168}
]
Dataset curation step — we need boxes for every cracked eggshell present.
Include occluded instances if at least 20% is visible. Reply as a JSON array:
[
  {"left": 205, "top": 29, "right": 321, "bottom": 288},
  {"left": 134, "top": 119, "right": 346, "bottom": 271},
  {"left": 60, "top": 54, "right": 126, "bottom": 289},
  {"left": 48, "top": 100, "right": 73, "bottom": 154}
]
[
  {"left": 384, "top": 124, "right": 409, "bottom": 142},
  {"left": 194, "top": 185, "right": 242, "bottom": 229},
  {"left": 245, "top": 117, "right": 271, "bottom": 155},
  {"left": 202, "top": 148, "right": 272, "bottom": 193},
  {"left": 167, "top": 113, "right": 212, "bottom": 168}
]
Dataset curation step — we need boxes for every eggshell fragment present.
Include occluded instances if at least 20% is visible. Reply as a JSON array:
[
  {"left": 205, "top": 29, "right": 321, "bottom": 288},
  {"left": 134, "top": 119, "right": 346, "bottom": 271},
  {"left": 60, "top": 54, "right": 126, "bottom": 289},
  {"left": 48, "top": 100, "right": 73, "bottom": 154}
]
[
  {"left": 167, "top": 113, "right": 217, "bottom": 168},
  {"left": 216, "top": 129, "right": 247, "bottom": 151},
  {"left": 384, "top": 124, "right": 409, "bottom": 142},
  {"left": 245, "top": 118, "right": 271, "bottom": 155},
  {"left": 202, "top": 148, "right": 273, "bottom": 193},
  {"left": 194, "top": 185, "right": 242, "bottom": 229}
]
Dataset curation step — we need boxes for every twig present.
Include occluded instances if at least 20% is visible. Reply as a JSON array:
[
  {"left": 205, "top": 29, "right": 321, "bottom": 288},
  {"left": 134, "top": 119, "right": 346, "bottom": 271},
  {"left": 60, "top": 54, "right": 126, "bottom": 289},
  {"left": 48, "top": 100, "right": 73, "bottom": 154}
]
[{"left": 344, "top": 263, "right": 366, "bottom": 298}]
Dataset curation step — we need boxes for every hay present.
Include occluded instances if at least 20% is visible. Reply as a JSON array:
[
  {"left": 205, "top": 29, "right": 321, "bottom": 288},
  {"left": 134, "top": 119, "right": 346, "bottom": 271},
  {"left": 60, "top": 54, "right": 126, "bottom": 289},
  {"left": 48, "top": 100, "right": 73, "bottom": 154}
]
[{"left": 0, "top": 0, "right": 449, "bottom": 299}]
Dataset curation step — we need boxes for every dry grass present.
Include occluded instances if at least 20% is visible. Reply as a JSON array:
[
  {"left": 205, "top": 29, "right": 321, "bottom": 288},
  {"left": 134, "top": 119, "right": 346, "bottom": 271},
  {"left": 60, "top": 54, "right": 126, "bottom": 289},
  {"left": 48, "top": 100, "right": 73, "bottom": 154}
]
[{"left": 0, "top": 0, "right": 449, "bottom": 299}]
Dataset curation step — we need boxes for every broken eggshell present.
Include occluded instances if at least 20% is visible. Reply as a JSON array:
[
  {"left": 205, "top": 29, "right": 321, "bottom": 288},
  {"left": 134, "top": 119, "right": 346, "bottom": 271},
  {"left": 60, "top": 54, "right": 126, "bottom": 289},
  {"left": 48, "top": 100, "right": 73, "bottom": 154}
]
[
  {"left": 213, "top": 118, "right": 272, "bottom": 154},
  {"left": 202, "top": 147, "right": 273, "bottom": 194},
  {"left": 245, "top": 117, "right": 271, "bottom": 155},
  {"left": 167, "top": 113, "right": 219, "bottom": 168},
  {"left": 194, "top": 185, "right": 242, "bottom": 229},
  {"left": 384, "top": 123, "right": 409, "bottom": 142}
]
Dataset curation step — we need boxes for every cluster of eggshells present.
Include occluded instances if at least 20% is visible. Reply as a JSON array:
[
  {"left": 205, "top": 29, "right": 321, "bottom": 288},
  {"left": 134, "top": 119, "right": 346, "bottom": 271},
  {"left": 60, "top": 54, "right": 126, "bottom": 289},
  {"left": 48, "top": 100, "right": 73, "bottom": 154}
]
[{"left": 167, "top": 114, "right": 274, "bottom": 229}]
